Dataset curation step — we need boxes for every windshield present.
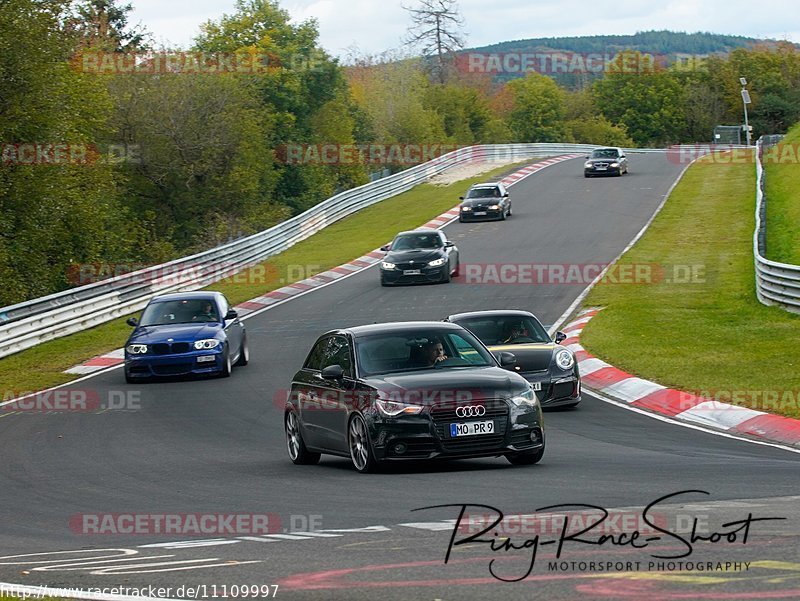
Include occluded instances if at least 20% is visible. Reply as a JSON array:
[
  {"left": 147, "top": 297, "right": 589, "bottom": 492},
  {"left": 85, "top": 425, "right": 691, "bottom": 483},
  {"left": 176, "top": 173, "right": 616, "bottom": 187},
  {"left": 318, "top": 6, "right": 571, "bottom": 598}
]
[
  {"left": 355, "top": 328, "right": 495, "bottom": 376},
  {"left": 140, "top": 299, "right": 219, "bottom": 326},
  {"left": 590, "top": 149, "right": 620, "bottom": 159},
  {"left": 466, "top": 187, "right": 501, "bottom": 199},
  {"left": 391, "top": 233, "right": 443, "bottom": 251},
  {"left": 456, "top": 316, "right": 551, "bottom": 346}
]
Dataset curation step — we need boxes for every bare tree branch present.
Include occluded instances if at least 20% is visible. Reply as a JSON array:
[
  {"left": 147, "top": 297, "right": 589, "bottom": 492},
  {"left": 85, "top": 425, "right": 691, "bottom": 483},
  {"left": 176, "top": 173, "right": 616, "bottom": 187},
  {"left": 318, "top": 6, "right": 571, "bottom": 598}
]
[{"left": 402, "top": 0, "right": 466, "bottom": 83}]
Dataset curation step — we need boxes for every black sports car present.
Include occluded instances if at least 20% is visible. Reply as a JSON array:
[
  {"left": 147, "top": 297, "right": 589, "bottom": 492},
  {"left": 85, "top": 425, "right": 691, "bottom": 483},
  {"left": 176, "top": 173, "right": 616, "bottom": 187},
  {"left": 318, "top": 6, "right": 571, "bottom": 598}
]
[
  {"left": 284, "top": 321, "right": 544, "bottom": 472},
  {"left": 379, "top": 229, "right": 460, "bottom": 286},
  {"left": 445, "top": 310, "right": 581, "bottom": 408},
  {"left": 584, "top": 147, "right": 629, "bottom": 177},
  {"left": 458, "top": 182, "right": 511, "bottom": 221}
]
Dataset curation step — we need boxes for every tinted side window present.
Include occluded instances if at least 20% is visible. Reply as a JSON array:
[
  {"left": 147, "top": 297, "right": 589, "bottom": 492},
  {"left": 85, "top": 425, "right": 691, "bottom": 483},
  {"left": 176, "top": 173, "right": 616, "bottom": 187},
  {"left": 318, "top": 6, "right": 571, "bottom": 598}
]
[
  {"left": 304, "top": 337, "right": 329, "bottom": 371},
  {"left": 321, "top": 335, "right": 353, "bottom": 378}
]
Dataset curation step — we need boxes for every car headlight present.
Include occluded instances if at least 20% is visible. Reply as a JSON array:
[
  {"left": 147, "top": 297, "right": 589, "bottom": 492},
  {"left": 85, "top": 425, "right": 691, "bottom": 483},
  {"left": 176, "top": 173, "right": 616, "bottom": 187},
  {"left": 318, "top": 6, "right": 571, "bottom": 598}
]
[
  {"left": 555, "top": 349, "right": 575, "bottom": 370},
  {"left": 428, "top": 257, "right": 446, "bottom": 267},
  {"left": 376, "top": 399, "right": 424, "bottom": 416},
  {"left": 193, "top": 339, "right": 220, "bottom": 350},
  {"left": 610, "top": 162, "right": 619, "bottom": 167},
  {"left": 381, "top": 261, "right": 396, "bottom": 270},
  {"left": 584, "top": 161, "right": 593, "bottom": 168},
  {"left": 461, "top": 206, "right": 472, "bottom": 211},
  {"left": 488, "top": 204, "right": 500, "bottom": 210},
  {"left": 126, "top": 344, "right": 148, "bottom": 355},
  {"left": 511, "top": 388, "right": 539, "bottom": 407}
]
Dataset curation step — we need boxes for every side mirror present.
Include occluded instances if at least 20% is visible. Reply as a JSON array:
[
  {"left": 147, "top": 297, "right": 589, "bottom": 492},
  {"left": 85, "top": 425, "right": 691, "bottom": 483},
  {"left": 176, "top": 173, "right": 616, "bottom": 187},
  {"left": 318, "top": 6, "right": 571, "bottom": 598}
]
[
  {"left": 496, "top": 351, "right": 516, "bottom": 367},
  {"left": 225, "top": 309, "right": 238, "bottom": 320},
  {"left": 126, "top": 317, "right": 139, "bottom": 327},
  {"left": 321, "top": 364, "right": 344, "bottom": 380},
  {"left": 554, "top": 331, "right": 567, "bottom": 344},
  {"left": 458, "top": 196, "right": 464, "bottom": 200},
  {"left": 503, "top": 193, "right": 509, "bottom": 197},
  {"left": 380, "top": 244, "right": 390, "bottom": 252},
  {"left": 585, "top": 155, "right": 589, "bottom": 159},
  {"left": 444, "top": 241, "right": 455, "bottom": 248}
]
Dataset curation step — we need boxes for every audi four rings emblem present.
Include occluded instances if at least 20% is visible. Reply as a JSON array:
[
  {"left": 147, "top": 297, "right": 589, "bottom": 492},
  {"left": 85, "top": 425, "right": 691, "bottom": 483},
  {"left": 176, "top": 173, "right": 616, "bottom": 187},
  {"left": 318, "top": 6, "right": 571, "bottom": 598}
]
[{"left": 455, "top": 405, "right": 486, "bottom": 418}]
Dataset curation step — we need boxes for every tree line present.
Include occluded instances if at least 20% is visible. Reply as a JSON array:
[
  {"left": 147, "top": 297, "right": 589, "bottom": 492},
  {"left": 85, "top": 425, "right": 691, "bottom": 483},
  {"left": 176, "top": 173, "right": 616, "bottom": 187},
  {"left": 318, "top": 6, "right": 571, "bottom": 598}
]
[{"left": 1, "top": 0, "right": 798, "bottom": 306}]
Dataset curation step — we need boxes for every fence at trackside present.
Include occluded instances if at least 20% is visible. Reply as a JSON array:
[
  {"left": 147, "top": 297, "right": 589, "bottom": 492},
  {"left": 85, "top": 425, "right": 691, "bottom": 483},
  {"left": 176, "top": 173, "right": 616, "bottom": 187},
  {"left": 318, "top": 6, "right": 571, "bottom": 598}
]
[
  {"left": 754, "top": 135, "right": 800, "bottom": 314},
  {"left": 0, "top": 143, "right": 670, "bottom": 359}
]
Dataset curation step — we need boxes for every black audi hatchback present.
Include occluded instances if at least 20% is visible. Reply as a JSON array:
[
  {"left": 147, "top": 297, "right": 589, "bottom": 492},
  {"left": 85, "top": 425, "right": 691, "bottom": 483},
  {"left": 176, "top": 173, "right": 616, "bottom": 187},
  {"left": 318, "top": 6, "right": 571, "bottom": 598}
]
[{"left": 284, "top": 322, "right": 545, "bottom": 473}]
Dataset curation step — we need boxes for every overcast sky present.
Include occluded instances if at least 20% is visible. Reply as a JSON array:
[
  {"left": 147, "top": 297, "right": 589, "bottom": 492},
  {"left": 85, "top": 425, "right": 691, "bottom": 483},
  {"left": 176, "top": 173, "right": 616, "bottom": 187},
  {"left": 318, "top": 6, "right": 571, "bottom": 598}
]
[{"left": 130, "top": 0, "right": 800, "bottom": 57}]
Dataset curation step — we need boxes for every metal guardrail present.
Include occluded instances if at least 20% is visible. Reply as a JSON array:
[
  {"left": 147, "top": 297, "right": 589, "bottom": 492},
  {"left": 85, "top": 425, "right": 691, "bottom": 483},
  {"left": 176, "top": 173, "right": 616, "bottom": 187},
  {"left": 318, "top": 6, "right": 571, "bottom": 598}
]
[
  {"left": 0, "top": 143, "right": 667, "bottom": 359},
  {"left": 754, "top": 136, "right": 800, "bottom": 314}
]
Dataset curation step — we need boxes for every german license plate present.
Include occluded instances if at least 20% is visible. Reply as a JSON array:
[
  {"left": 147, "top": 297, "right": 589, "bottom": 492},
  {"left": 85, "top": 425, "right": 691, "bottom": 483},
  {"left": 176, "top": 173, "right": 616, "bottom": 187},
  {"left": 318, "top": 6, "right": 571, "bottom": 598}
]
[
  {"left": 403, "top": 269, "right": 421, "bottom": 275},
  {"left": 474, "top": 211, "right": 487, "bottom": 216},
  {"left": 450, "top": 420, "right": 494, "bottom": 437},
  {"left": 596, "top": 166, "right": 607, "bottom": 171},
  {"left": 197, "top": 355, "right": 215, "bottom": 363}
]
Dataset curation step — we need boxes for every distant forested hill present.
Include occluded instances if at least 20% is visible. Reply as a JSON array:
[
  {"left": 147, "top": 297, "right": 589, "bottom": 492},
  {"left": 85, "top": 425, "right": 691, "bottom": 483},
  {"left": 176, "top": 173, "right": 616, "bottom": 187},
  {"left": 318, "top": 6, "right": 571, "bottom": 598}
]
[{"left": 468, "top": 30, "right": 774, "bottom": 55}]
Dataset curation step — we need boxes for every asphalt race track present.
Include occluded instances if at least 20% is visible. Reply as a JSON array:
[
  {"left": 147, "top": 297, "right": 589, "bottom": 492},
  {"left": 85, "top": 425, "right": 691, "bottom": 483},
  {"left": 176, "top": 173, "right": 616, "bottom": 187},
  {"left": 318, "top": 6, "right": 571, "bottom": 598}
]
[{"left": 1, "top": 154, "right": 799, "bottom": 600}]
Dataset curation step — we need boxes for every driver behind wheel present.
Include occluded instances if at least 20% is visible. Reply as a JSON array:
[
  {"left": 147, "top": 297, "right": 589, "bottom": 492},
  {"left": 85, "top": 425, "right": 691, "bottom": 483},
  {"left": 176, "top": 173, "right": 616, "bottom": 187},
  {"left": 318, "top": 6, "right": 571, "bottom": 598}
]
[
  {"left": 192, "top": 301, "right": 217, "bottom": 322},
  {"left": 501, "top": 321, "right": 528, "bottom": 344}
]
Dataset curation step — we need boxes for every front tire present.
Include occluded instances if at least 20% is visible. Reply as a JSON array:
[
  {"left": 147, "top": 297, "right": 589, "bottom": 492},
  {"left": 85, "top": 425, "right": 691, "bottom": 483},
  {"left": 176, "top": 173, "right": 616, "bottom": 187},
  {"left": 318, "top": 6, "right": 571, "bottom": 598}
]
[
  {"left": 235, "top": 333, "right": 249, "bottom": 366},
  {"left": 348, "top": 414, "right": 378, "bottom": 473},
  {"left": 219, "top": 347, "right": 232, "bottom": 377},
  {"left": 285, "top": 410, "right": 320, "bottom": 465},
  {"left": 505, "top": 443, "right": 545, "bottom": 465}
]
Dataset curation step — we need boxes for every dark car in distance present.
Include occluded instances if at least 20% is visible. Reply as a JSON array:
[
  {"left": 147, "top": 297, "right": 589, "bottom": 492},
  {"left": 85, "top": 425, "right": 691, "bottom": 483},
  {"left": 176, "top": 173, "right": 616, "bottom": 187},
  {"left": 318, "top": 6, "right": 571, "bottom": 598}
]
[
  {"left": 124, "top": 291, "right": 248, "bottom": 382},
  {"left": 284, "top": 322, "right": 545, "bottom": 472},
  {"left": 379, "top": 229, "right": 460, "bottom": 286},
  {"left": 584, "top": 147, "right": 629, "bottom": 177},
  {"left": 445, "top": 310, "right": 581, "bottom": 408},
  {"left": 458, "top": 182, "right": 511, "bottom": 221}
]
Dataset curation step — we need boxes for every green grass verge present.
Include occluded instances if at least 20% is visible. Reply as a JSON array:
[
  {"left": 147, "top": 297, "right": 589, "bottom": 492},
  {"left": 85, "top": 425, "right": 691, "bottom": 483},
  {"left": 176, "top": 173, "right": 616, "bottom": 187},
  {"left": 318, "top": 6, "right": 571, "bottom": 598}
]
[
  {"left": 582, "top": 152, "right": 800, "bottom": 419},
  {"left": 764, "top": 122, "right": 800, "bottom": 264},
  {"left": 0, "top": 159, "right": 535, "bottom": 396}
]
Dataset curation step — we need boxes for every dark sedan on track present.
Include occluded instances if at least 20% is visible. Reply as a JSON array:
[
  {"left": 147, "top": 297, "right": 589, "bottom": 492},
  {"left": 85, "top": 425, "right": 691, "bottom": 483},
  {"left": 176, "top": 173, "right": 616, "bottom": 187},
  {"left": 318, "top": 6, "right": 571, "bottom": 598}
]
[
  {"left": 379, "top": 229, "right": 460, "bottom": 286},
  {"left": 124, "top": 291, "right": 248, "bottom": 382},
  {"left": 284, "top": 322, "right": 545, "bottom": 472},
  {"left": 458, "top": 182, "right": 511, "bottom": 221},
  {"left": 445, "top": 310, "right": 581, "bottom": 408},
  {"left": 584, "top": 147, "right": 629, "bottom": 177}
]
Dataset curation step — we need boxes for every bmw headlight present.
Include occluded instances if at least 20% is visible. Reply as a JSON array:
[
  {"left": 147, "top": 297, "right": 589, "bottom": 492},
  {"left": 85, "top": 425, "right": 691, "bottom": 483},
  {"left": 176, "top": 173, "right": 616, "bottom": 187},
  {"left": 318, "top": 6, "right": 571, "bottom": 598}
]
[
  {"left": 461, "top": 206, "right": 472, "bottom": 211},
  {"left": 428, "top": 257, "right": 446, "bottom": 267},
  {"left": 584, "top": 161, "right": 593, "bottom": 168},
  {"left": 489, "top": 204, "right": 501, "bottom": 210},
  {"left": 194, "top": 339, "right": 220, "bottom": 350},
  {"left": 126, "top": 344, "right": 147, "bottom": 355},
  {"left": 610, "top": 162, "right": 619, "bottom": 167},
  {"left": 511, "top": 388, "right": 539, "bottom": 407},
  {"left": 381, "top": 261, "right": 396, "bottom": 270},
  {"left": 376, "top": 399, "right": 423, "bottom": 416},
  {"left": 555, "top": 349, "right": 575, "bottom": 370}
]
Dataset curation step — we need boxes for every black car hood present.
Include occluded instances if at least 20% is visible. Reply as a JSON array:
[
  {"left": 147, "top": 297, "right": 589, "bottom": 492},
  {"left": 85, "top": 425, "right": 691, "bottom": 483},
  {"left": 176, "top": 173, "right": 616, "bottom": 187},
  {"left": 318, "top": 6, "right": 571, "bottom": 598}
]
[
  {"left": 460, "top": 198, "right": 500, "bottom": 207},
  {"left": 587, "top": 157, "right": 619, "bottom": 164},
  {"left": 384, "top": 248, "right": 444, "bottom": 263},
  {"left": 487, "top": 343, "right": 555, "bottom": 372},
  {"left": 363, "top": 367, "right": 529, "bottom": 403}
]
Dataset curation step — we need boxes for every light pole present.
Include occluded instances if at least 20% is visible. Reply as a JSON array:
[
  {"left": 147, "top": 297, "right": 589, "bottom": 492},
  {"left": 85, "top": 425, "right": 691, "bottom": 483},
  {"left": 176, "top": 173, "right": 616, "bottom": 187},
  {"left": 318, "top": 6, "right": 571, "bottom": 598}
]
[{"left": 740, "top": 77, "right": 752, "bottom": 146}]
